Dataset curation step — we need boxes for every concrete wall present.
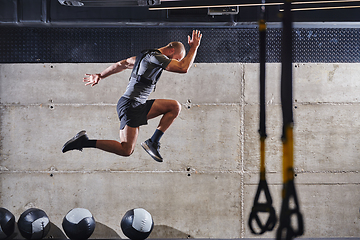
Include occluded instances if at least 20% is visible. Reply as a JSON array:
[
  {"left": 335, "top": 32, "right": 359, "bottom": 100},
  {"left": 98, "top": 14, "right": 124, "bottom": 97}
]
[{"left": 0, "top": 62, "right": 359, "bottom": 239}]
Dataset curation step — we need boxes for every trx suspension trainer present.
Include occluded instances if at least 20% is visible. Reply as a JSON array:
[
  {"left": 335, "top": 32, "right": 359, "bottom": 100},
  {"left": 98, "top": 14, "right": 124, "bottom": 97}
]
[
  {"left": 248, "top": 0, "right": 277, "bottom": 235},
  {"left": 276, "top": 1, "right": 304, "bottom": 239}
]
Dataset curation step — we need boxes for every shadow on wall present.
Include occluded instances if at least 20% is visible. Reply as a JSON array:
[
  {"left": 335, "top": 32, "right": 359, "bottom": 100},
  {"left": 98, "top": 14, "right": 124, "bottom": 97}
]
[
  {"left": 5, "top": 222, "right": 188, "bottom": 239},
  {"left": 47, "top": 222, "right": 68, "bottom": 239},
  {"left": 92, "top": 222, "right": 122, "bottom": 239},
  {"left": 6, "top": 222, "right": 121, "bottom": 240},
  {"left": 149, "top": 225, "right": 192, "bottom": 239},
  {"left": 91, "top": 223, "right": 191, "bottom": 239}
]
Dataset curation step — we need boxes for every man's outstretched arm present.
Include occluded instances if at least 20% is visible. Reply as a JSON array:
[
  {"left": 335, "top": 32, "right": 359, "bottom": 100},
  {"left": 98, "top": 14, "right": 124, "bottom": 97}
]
[
  {"left": 83, "top": 56, "right": 136, "bottom": 87},
  {"left": 166, "top": 30, "right": 202, "bottom": 74}
]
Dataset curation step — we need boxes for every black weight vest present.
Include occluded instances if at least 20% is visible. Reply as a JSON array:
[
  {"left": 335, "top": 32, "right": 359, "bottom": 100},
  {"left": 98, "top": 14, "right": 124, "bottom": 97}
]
[{"left": 130, "top": 49, "right": 164, "bottom": 87}]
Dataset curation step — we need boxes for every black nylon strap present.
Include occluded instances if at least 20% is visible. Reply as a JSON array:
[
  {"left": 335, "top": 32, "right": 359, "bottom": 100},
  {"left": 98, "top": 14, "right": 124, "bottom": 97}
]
[
  {"left": 280, "top": 0, "right": 294, "bottom": 140},
  {"left": 259, "top": 2, "right": 267, "bottom": 139}
]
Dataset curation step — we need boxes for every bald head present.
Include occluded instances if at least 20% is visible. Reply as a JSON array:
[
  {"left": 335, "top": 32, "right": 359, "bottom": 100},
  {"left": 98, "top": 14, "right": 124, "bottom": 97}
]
[
  {"left": 162, "top": 41, "right": 186, "bottom": 61},
  {"left": 167, "top": 41, "right": 185, "bottom": 55}
]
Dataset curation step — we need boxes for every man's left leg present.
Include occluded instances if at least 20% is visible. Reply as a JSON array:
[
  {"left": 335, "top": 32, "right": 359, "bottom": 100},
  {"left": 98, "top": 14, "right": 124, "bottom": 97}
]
[
  {"left": 141, "top": 99, "right": 181, "bottom": 162},
  {"left": 62, "top": 125, "right": 139, "bottom": 157}
]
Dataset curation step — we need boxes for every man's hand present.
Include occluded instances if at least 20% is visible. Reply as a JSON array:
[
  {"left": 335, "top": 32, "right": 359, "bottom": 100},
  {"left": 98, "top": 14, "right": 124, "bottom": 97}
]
[
  {"left": 83, "top": 73, "right": 101, "bottom": 87},
  {"left": 188, "top": 30, "right": 202, "bottom": 49},
  {"left": 165, "top": 30, "right": 202, "bottom": 73}
]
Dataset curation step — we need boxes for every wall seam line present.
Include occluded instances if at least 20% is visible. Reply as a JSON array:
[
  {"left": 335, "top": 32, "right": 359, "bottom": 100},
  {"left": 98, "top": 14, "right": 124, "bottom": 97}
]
[{"left": 240, "top": 63, "right": 246, "bottom": 238}]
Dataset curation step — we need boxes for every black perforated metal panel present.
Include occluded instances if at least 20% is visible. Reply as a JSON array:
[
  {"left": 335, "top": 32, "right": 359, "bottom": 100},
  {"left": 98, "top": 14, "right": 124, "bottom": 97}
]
[{"left": 1, "top": 27, "right": 360, "bottom": 63}]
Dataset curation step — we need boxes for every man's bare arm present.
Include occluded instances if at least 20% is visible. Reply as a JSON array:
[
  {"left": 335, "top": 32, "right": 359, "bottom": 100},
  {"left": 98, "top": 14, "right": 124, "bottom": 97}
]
[
  {"left": 166, "top": 30, "right": 202, "bottom": 74},
  {"left": 83, "top": 56, "right": 136, "bottom": 87}
]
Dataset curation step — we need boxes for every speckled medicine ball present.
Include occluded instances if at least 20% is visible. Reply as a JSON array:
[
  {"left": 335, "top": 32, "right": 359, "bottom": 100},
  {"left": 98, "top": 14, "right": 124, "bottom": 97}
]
[
  {"left": 62, "top": 208, "right": 95, "bottom": 240},
  {"left": 17, "top": 208, "right": 50, "bottom": 240},
  {"left": 121, "top": 208, "right": 154, "bottom": 240},
  {"left": 0, "top": 208, "right": 15, "bottom": 239}
]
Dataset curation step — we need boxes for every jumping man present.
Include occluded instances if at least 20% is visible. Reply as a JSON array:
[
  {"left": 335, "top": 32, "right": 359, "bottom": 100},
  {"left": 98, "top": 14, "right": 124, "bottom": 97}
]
[{"left": 62, "top": 30, "right": 202, "bottom": 162}]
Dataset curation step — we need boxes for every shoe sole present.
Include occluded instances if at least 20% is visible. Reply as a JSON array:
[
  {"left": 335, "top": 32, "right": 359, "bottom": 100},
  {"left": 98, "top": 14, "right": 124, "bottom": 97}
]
[
  {"left": 62, "top": 130, "right": 87, "bottom": 153},
  {"left": 141, "top": 142, "right": 163, "bottom": 162}
]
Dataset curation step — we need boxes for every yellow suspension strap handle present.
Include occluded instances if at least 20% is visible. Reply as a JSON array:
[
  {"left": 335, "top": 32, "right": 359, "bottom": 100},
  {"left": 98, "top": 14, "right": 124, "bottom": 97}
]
[
  {"left": 248, "top": 1, "right": 277, "bottom": 234},
  {"left": 276, "top": 1, "right": 304, "bottom": 239}
]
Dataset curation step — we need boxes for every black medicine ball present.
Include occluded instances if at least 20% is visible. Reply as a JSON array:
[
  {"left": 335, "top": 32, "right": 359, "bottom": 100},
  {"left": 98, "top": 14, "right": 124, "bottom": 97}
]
[
  {"left": 0, "top": 208, "right": 15, "bottom": 239},
  {"left": 121, "top": 208, "right": 154, "bottom": 240},
  {"left": 62, "top": 208, "right": 95, "bottom": 240},
  {"left": 17, "top": 208, "right": 50, "bottom": 240}
]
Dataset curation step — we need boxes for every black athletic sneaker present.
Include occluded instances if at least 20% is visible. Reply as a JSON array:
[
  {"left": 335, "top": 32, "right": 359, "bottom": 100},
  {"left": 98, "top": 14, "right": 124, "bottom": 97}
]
[
  {"left": 62, "top": 130, "right": 88, "bottom": 153},
  {"left": 141, "top": 139, "right": 163, "bottom": 162}
]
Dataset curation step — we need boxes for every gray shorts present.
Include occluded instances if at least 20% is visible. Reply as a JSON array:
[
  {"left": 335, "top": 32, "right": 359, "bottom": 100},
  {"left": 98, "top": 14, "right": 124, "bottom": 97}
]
[{"left": 116, "top": 96, "right": 155, "bottom": 130}]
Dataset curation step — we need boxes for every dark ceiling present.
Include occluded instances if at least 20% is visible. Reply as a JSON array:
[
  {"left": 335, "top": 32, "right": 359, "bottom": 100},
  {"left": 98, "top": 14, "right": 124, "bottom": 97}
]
[{"left": 1, "top": 0, "right": 360, "bottom": 26}]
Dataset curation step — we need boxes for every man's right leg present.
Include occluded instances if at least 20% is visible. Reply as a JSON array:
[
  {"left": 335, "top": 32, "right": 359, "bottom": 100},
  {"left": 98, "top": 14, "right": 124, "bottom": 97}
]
[{"left": 141, "top": 99, "right": 181, "bottom": 162}]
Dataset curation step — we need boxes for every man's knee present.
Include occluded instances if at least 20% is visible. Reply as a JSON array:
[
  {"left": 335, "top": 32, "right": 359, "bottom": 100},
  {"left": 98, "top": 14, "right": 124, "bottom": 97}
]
[
  {"left": 122, "top": 148, "right": 134, "bottom": 157},
  {"left": 172, "top": 100, "right": 181, "bottom": 116},
  {"left": 121, "top": 143, "right": 135, "bottom": 157}
]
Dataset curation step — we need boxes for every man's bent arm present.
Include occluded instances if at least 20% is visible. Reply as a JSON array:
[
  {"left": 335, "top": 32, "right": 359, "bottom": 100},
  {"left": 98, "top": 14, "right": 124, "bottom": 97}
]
[
  {"left": 165, "top": 30, "right": 202, "bottom": 74},
  {"left": 166, "top": 46, "right": 199, "bottom": 74},
  {"left": 100, "top": 57, "right": 136, "bottom": 78},
  {"left": 84, "top": 56, "right": 136, "bottom": 86}
]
